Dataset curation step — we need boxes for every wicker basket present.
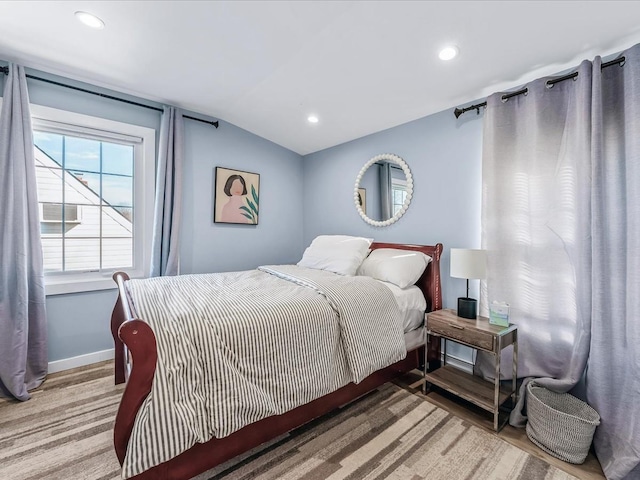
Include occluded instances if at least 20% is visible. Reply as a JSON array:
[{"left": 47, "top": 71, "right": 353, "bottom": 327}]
[{"left": 526, "top": 382, "right": 600, "bottom": 464}]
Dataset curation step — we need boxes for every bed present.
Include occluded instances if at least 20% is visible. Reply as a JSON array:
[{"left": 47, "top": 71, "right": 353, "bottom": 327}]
[{"left": 110, "top": 241, "right": 443, "bottom": 479}]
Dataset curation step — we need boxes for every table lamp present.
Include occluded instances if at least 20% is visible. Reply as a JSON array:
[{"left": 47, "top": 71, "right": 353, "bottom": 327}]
[{"left": 450, "top": 248, "right": 487, "bottom": 319}]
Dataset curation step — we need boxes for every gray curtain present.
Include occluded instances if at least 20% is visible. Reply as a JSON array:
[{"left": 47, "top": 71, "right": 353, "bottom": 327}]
[
  {"left": 150, "top": 106, "right": 184, "bottom": 277},
  {"left": 379, "top": 161, "right": 392, "bottom": 220},
  {"left": 0, "top": 64, "right": 47, "bottom": 401},
  {"left": 481, "top": 45, "right": 640, "bottom": 479},
  {"left": 586, "top": 46, "right": 640, "bottom": 480},
  {"left": 479, "top": 59, "right": 593, "bottom": 421}
]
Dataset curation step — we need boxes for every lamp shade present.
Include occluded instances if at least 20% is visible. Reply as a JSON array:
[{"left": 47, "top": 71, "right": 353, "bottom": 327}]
[{"left": 450, "top": 248, "right": 486, "bottom": 279}]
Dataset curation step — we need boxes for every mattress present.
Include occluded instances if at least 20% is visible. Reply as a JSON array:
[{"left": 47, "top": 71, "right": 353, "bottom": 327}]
[
  {"left": 376, "top": 280, "right": 426, "bottom": 333},
  {"left": 374, "top": 280, "right": 426, "bottom": 351},
  {"left": 404, "top": 326, "right": 426, "bottom": 351}
]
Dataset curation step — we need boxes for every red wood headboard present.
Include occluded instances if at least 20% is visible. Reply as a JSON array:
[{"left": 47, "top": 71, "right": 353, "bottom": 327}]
[{"left": 370, "top": 242, "right": 443, "bottom": 313}]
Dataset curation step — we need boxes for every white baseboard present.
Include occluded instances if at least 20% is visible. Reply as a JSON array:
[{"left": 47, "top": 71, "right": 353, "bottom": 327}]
[
  {"left": 48, "top": 348, "right": 115, "bottom": 374},
  {"left": 47, "top": 349, "right": 472, "bottom": 376}
]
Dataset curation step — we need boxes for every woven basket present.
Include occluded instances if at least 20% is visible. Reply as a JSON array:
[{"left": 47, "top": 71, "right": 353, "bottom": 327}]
[{"left": 526, "top": 382, "right": 600, "bottom": 464}]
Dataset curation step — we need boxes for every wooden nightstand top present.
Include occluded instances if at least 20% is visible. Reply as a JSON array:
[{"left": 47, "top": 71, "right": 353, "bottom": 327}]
[{"left": 426, "top": 309, "right": 517, "bottom": 353}]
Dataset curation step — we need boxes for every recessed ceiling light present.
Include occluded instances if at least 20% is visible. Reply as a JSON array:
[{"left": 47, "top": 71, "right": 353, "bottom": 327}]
[
  {"left": 75, "top": 11, "right": 105, "bottom": 29},
  {"left": 307, "top": 115, "right": 319, "bottom": 124},
  {"left": 438, "top": 46, "right": 459, "bottom": 61}
]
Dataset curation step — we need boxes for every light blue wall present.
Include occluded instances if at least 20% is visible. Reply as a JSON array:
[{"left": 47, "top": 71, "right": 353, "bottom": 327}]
[
  {"left": 303, "top": 108, "right": 484, "bottom": 307},
  {"left": 3, "top": 60, "right": 483, "bottom": 365},
  {"left": 181, "top": 119, "right": 303, "bottom": 274},
  {"left": 2, "top": 66, "right": 304, "bottom": 362},
  {"left": 302, "top": 108, "right": 485, "bottom": 363}
]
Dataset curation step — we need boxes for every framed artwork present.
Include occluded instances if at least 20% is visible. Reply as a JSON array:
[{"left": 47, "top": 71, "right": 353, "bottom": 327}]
[
  {"left": 214, "top": 167, "right": 260, "bottom": 225},
  {"left": 358, "top": 188, "right": 367, "bottom": 214}
]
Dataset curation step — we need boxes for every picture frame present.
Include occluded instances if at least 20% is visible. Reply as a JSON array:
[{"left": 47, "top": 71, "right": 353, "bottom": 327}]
[
  {"left": 358, "top": 187, "right": 367, "bottom": 214},
  {"left": 214, "top": 167, "right": 260, "bottom": 225}
]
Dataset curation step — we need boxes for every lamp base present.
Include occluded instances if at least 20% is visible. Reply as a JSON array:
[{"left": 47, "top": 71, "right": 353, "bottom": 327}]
[{"left": 457, "top": 297, "right": 477, "bottom": 319}]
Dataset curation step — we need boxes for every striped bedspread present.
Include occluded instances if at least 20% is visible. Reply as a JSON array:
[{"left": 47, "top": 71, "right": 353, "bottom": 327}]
[{"left": 121, "top": 265, "right": 406, "bottom": 479}]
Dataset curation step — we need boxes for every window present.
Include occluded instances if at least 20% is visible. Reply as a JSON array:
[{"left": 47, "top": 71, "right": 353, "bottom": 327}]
[
  {"left": 30, "top": 105, "right": 155, "bottom": 295},
  {"left": 392, "top": 177, "right": 408, "bottom": 216}
]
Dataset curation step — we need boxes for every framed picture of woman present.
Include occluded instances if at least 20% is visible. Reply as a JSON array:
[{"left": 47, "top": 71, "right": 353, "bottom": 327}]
[{"left": 214, "top": 167, "right": 260, "bottom": 225}]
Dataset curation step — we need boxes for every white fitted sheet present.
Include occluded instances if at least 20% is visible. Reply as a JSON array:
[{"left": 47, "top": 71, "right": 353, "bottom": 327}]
[
  {"left": 404, "top": 327, "right": 426, "bottom": 351},
  {"left": 376, "top": 280, "right": 427, "bottom": 333}
]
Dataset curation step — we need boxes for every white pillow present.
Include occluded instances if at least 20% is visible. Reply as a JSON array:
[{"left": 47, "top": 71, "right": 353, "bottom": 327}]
[
  {"left": 357, "top": 248, "right": 432, "bottom": 289},
  {"left": 297, "top": 235, "right": 373, "bottom": 276}
]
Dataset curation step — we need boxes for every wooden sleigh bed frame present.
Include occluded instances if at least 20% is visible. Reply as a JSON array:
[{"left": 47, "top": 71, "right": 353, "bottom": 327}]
[{"left": 110, "top": 242, "right": 443, "bottom": 479}]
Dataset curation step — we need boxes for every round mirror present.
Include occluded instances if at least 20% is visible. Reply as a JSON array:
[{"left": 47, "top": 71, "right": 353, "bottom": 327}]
[{"left": 354, "top": 153, "right": 413, "bottom": 227}]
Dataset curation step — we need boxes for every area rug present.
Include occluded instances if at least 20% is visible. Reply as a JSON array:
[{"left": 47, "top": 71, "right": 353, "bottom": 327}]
[{"left": 0, "top": 361, "right": 576, "bottom": 480}]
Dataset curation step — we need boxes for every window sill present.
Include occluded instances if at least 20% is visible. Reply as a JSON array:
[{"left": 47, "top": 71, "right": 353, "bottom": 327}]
[{"left": 44, "top": 269, "right": 145, "bottom": 296}]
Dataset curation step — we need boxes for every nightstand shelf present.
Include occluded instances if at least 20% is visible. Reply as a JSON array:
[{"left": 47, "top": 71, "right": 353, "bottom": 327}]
[
  {"left": 425, "top": 364, "right": 513, "bottom": 412},
  {"left": 425, "top": 308, "right": 518, "bottom": 431}
]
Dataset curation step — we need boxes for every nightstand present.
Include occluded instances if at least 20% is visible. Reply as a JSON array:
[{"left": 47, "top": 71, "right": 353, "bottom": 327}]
[{"left": 424, "top": 308, "right": 518, "bottom": 431}]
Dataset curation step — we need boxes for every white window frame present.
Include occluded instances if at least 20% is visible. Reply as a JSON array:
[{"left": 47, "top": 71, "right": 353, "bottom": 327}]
[{"left": 29, "top": 104, "right": 155, "bottom": 295}]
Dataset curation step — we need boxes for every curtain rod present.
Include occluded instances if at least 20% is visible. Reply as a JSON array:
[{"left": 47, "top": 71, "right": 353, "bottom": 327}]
[
  {"left": 453, "top": 56, "right": 626, "bottom": 118},
  {"left": 0, "top": 65, "right": 219, "bottom": 128}
]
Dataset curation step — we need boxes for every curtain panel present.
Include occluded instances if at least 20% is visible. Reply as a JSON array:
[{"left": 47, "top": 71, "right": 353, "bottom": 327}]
[
  {"left": 480, "top": 45, "right": 640, "bottom": 480},
  {"left": 586, "top": 47, "right": 640, "bottom": 480},
  {"left": 150, "top": 106, "right": 184, "bottom": 277},
  {"left": 0, "top": 64, "right": 47, "bottom": 401},
  {"left": 379, "top": 161, "right": 392, "bottom": 220},
  {"left": 479, "top": 58, "right": 594, "bottom": 419}
]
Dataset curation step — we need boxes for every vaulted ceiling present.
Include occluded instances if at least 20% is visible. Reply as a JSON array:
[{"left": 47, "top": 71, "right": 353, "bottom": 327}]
[{"left": 1, "top": 1, "right": 640, "bottom": 155}]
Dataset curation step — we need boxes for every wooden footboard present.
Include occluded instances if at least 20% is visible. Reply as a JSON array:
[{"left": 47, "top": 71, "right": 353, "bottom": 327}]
[
  {"left": 111, "top": 272, "right": 158, "bottom": 464},
  {"left": 110, "top": 242, "right": 443, "bottom": 479}
]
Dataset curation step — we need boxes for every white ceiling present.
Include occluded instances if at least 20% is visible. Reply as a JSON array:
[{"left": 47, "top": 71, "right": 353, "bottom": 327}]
[{"left": 1, "top": 1, "right": 640, "bottom": 155}]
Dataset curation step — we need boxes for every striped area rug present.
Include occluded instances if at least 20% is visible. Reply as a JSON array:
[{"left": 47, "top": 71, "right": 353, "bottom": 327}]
[{"left": 0, "top": 361, "right": 577, "bottom": 480}]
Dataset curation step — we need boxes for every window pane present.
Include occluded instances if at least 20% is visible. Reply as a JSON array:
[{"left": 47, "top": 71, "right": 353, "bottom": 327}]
[
  {"left": 65, "top": 171, "right": 101, "bottom": 205},
  {"left": 103, "top": 143, "right": 134, "bottom": 176},
  {"left": 102, "top": 209, "right": 133, "bottom": 238},
  {"left": 112, "top": 206, "right": 133, "bottom": 223},
  {"left": 64, "top": 205, "right": 99, "bottom": 238},
  {"left": 65, "top": 136, "right": 101, "bottom": 172},
  {"left": 34, "top": 131, "right": 63, "bottom": 164},
  {"left": 40, "top": 202, "right": 62, "bottom": 235},
  {"left": 102, "top": 173, "right": 132, "bottom": 207},
  {"left": 102, "top": 238, "right": 133, "bottom": 269},
  {"left": 64, "top": 237, "right": 100, "bottom": 271},
  {"left": 41, "top": 236, "right": 62, "bottom": 271},
  {"left": 35, "top": 166, "right": 63, "bottom": 204}
]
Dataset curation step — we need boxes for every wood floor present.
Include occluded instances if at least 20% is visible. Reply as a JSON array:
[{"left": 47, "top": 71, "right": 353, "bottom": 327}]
[{"left": 394, "top": 370, "right": 605, "bottom": 480}]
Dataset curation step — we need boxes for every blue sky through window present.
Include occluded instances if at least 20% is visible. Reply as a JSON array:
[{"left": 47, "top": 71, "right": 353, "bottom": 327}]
[{"left": 34, "top": 131, "right": 134, "bottom": 207}]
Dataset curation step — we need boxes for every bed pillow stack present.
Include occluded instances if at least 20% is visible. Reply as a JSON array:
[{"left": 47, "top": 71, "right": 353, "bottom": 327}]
[
  {"left": 357, "top": 248, "right": 431, "bottom": 289},
  {"left": 298, "top": 235, "right": 373, "bottom": 276}
]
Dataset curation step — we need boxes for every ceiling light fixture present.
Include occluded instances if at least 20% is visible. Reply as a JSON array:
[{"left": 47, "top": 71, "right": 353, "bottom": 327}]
[
  {"left": 75, "top": 11, "right": 105, "bottom": 29},
  {"left": 439, "top": 46, "right": 459, "bottom": 61},
  {"left": 307, "top": 115, "right": 319, "bottom": 124}
]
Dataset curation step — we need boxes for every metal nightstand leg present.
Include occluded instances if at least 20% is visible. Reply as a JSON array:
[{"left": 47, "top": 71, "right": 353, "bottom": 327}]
[
  {"left": 494, "top": 339, "right": 501, "bottom": 431},
  {"left": 423, "top": 335, "right": 428, "bottom": 394},
  {"left": 512, "top": 330, "right": 518, "bottom": 405}
]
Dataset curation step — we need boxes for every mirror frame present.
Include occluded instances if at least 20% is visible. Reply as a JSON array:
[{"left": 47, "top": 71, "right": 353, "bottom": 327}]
[{"left": 354, "top": 153, "right": 413, "bottom": 227}]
